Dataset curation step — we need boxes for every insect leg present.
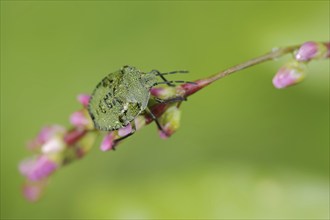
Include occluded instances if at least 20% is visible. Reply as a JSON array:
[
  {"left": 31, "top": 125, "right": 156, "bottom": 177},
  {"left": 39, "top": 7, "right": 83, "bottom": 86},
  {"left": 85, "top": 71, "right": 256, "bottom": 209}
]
[
  {"left": 155, "top": 96, "right": 187, "bottom": 104},
  {"left": 113, "top": 122, "right": 136, "bottom": 146},
  {"left": 145, "top": 107, "right": 165, "bottom": 132}
]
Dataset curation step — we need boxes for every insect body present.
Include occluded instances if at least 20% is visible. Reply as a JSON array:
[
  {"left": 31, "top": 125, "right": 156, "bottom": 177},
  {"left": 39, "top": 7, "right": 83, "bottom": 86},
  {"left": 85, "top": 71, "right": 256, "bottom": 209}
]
[{"left": 88, "top": 65, "right": 192, "bottom": 136}]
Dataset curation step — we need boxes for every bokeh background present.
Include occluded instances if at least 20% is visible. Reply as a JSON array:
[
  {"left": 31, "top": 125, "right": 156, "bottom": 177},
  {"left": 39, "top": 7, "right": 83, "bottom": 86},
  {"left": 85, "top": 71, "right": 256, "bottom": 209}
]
[{"left": 1, "top": 1, "right": 329, "bottom": 219}]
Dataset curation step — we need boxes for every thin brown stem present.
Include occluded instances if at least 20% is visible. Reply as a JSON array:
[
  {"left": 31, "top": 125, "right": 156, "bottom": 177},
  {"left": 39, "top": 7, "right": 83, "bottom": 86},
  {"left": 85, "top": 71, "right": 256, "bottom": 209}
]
[
  {"left": 180, "top": 45, "right": 301, "bottom": 97},
  {"left": 207, "top": 45, "right": 300, "bottom": 82}
]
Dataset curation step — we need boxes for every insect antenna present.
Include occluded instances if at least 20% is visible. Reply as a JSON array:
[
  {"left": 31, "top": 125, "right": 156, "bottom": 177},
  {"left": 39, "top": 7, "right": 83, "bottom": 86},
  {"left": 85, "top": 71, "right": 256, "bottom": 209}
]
[
  {"left": 154, "top": 80, "right": 197, "bottom": 86},
  {"left": 155, "top": 70, "right": 189, "bottom": 76},
  {"left": 157, "top": 73, "right": 176, "bottom": 87}
]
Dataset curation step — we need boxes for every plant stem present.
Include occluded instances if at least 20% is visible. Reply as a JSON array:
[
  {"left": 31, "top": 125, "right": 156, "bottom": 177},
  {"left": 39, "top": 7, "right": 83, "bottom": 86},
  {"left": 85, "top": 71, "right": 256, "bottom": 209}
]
[
  {"left": 150, "top": 45, "right": 301, "bottom": 122},
  {"left": 181, "top": 45, "right": 300, "bottom": 97},
  {"left": 209, "top": 45, "right": 299, "bottom": 82}
]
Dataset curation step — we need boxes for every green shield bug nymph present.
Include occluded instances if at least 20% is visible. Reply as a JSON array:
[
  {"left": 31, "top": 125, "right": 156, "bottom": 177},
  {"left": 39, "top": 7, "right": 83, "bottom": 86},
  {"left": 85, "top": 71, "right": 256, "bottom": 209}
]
[{"left": 88, "top": 65, "right": 194, "bottom": 141}]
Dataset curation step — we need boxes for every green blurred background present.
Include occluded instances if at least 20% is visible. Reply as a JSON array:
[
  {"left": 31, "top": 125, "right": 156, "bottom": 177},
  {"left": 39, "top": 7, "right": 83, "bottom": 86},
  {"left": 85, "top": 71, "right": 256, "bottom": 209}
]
[{"left": 1, "top": 1, "right": 329, "bottom": 219}]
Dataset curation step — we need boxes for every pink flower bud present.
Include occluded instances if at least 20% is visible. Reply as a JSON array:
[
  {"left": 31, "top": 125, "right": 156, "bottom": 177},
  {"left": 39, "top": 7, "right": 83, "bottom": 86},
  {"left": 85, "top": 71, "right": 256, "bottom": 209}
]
[
  {"left": 27, "top": 125, "right": 65, "bottom": 150},
  {"left": 272, "top": 61, "right": 307, "bottom": 89},
  {"left": 70, "top": 111, "right": 88, "bottom": 126},
  {"left": 295, "top": 41, "right": 329, "bottom": 62},
  {"left": 118, "top": 124, "right": 132, "bottom": 137},
  {"left": 159, "top": 128, "right": 170, "bottom": 139},
  {"left": 19, "top": 156, "right": 58, "bottom": 181},
  {"left": 100, "top": 132, "right": 116, "bottom": 151},
  {"left": 63, "top": 128, "right": 87, "bottom": 145},
  {"left": 41, "top": 137, "right": 65, "bottom": 154},
  {"left": 22, "top": 181, "right": 46, "bottom": 202},
  {"left": 159, "top": 123, "right": 178, "bottom": 139},
  {"left": 69, "top": 110, "right": 93, "bottom": 129},
  {"left": 77, "top": 94, "right": 91, "bottom": 108}
]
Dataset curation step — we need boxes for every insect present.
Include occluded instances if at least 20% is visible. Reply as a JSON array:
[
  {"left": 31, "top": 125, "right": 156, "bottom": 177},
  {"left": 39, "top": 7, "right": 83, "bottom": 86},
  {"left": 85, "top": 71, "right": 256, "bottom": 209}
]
[{"left": 88, "top": 65, "right": 194, "bottom": 142}]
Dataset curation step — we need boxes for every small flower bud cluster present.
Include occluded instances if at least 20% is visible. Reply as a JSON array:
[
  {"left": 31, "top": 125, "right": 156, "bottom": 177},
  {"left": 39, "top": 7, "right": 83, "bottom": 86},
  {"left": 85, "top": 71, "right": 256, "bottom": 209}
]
[
  {"left": 19, "top": 94, "right": 98, "bottom": 202},
  {"left": 150, "top": 87, "right": 182, "bottom": 139},
  {"left": 273, "top": 41, "right": 329, "bottom": 89},
  {"left": 19, "top": 91, "right": 177, "bottom": 201}
]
